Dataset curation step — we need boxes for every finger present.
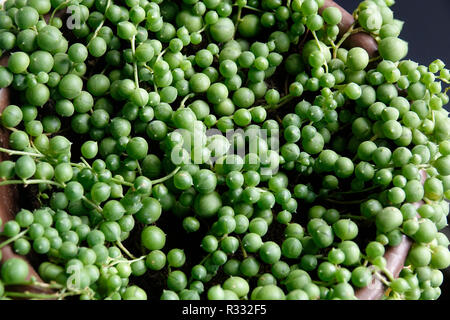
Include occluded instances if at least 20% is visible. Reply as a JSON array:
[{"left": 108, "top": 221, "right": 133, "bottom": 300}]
[
  {"left": 320, "top": 0, "right": 378, "bottom": 57},
  {"left": 355, "top": 235, "right": 412, "bottom": 300}
]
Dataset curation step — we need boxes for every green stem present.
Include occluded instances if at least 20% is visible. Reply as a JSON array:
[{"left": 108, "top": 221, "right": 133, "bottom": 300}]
[
  {"left": 369, "top": 56, "right": 382, "bottom": 63},
  {"left": 266, "top": 94, "right": 294, "bottom": 110},
  {"left": 242, "top": 5, "right": 263, "bottom": 12},
  {"left": 80, "top": 157, "right": 92, "bottom": 169},
  {"left": 178, "top": 93, "right": 195, "bottom": 109},
  {"left": 340, "top": 214, "right": 367, "bottom": 221},
  {"left": 15, "top": 279, "right": 64, "bottom": 290},
  {"left": 151, "top": 167, "right": 181, "bottom": 185},
  {"left": 333, "top": 22, "right": 357, "bottom": 59},
  {"left": 110, "top": 177, "right": 134, "bottom": 187},
  {"left": 0, "top": 147, "right": 44, "bottom": 158},
  {"left": 131, "top": 35, "right": 139, "bottom": 88},
  {"left": 136, "top": 160, "right": 142, "bottom": 176},
  {"left": 155, "top": 48, "right": 167, "bottom": 63},
  {"left": 374, "top": 272, "right": 391, "bottom": 287},
  {"left": 198, "top": 252, "right": 213, "bottom": 266},
  {"left": 48, "top": 0, "right": 69, "bottom": 25},
  {"left": 4, "top": 291, "right": 62, "bottom": 299},
  {"left": 197, "top": 24, "right": 208, "bottom": 34},
  {"left": 0, "top": 229, "right": 28, "bottom": 249},
  {"left": 0, "top": 179, "right": 63, "bottom": 187},
  {"left": 234, "top": 6, "right": 243, "bottom": 32},
  {"left": 107, "top": 255, "right": 145, "bottom": 267},
  {"left": 329, "top": 39, "right": 337, "bottom": 51},
  {"left": 116, "top": 241, "right": 137, "bottom": 260},
  {"left": 313, "top": 279, "right": 333, "bottom": 286},
  {"left": 332, "top": 185, "right": 380, "bottom": 195},
  {"left": 325, "top": 198, "right": 366, "bottom": 205},
  {"left": 86, "top": 0, "right": 111, "bottom": 47},
  {"left": 380, "top": 267, "right": 395, "bottom": 282},
  {"left": 144, "top": 64, "right": 154, "bottom": 73},
  {"left": 237, "top": 236, "right": 248, "bottom": 259},
  {"left": 70, "top": 162, "right": 86, "bottom": 169},
  {"left": 82, "top": 196, "right": 103, "bottom": 212},
  {"left": 311, "top": 30, "right": 328, "bottom": 73}
]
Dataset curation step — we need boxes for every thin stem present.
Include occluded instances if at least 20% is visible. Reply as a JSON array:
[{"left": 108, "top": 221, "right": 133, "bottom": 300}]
[
  {"left": 340, "top": 214, "right": 367, "bottom": 221},
  {"left": 234, "top": 6, "right": 243, "bottom": 33},
  {"left": 333, "top": 22, "right": 357, "bottom": 59},
  {"left": 237, "top": 236, "right": 248, "bottom": 259},
  {"left": 369, "top": 56, "right": 382, "bottom": 63},
  {"left": 131, "top": 35, "right": 139, "bottom": 88},
  {"left": 198, "top": 252, "right": 213, "bottom": 266},
  {"left": 312, "top": 280, "right": 333, "bottom": 286},
  {"left": 325, "top": 198, "right": 366, "bottom": 205},
  {"left": 111, "top": 177, "right": 134, "bottom": 187},
  {"left": 266, "top": 94, "right": 294, "bottom": 110},
  {"left": 82, "top": 196, "right": 103, "bottom": 212},
  {"left": 0, "top": 229, "right": 28, "bottom": 249},
  {"left": 197, "top": 24, "right": 208, "bottom": 34},
  {"left": 70, "top": 162, "right": 86, "bottom": 169},
  {"left": 155, "top": 48, "right": 167, "bottom": 63},
  {"left": 57, "top": 288, "right": 67, "bottom": 300},
  {"left": 329, "top": 39, "right": 337, "bottom": 51},
  {"left": 332, "top": 185, "right": 380, "bottom": 195},
  {"left": 380, "top": 267, "right": 395, "bottom": 282},
  {"left": 80, "top": 157, "right": 92, "bottom": 169},
  {"left": 116, "top": 242, "right": 137, "bottom": 260},
  {"left": 151, "top": 167, "right": 181, "bottom": 185},
  {"left": 0, "top": 179, "right": 63, "bottom": 187},
  {"left": 16, "top": 279, "right": 64, "bottom": 290},
  {"left": 49, "top": 0, "right": 69, "bottom": 25},
  {"left": 107, "top": 255, "right": 145, "bottom": 267},
  {"left": 311, "top": 30, "right": 328, "bottom": 73},
  {"left": 4, "top": 291, "right": 62, "bottom": 299},
  {"left": 374, "top": 272, "right": 391, "bottom": 287},
  {"left": 178, "top": 93, "right": 195, "bottom": 109},
  {"left": 0, "top": 147, "right": 44, "bottom": 158},
  {"left": 136, "top": 160, "right": 142, "bottom": 176},
  {"left": 144, "top": 64, "right": 154, "bottom": 73},
  {"left": 242, "top": 5, "right": 263, "bottom": 12},
  {"left": 86, "top": 0, "right": 111, "bottom": 47}
]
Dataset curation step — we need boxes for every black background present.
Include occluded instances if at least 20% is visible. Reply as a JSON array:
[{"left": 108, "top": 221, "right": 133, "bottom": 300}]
[{"left": 337, "top": 0, "right": 450, "bottom": 300}]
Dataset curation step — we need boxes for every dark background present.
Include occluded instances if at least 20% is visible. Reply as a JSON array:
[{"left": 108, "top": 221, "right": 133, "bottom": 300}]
[{"left": 338, "top": 0, "right": 450, "bottom": 300}]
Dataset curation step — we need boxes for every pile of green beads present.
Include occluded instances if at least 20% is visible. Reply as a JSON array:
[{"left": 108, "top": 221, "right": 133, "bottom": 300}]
[{"left": 0, "top": 0, "right": 449, "bottom": 300}]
